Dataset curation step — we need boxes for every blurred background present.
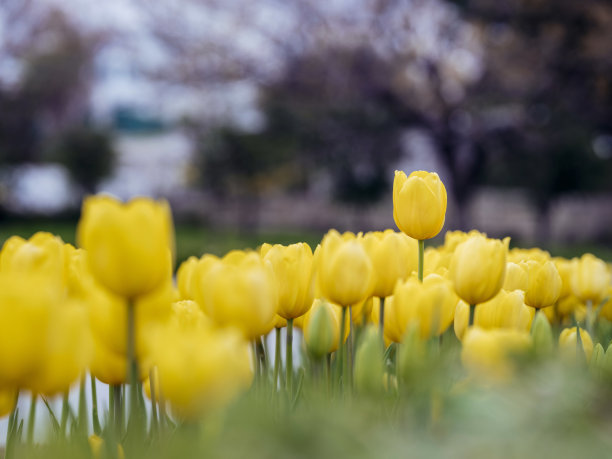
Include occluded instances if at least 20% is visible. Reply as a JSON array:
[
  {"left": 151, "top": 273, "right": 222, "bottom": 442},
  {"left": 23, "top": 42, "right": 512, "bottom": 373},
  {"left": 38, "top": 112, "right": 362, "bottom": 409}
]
[{"left": 1, "top": 0, "right": 611, "bottom": 261}]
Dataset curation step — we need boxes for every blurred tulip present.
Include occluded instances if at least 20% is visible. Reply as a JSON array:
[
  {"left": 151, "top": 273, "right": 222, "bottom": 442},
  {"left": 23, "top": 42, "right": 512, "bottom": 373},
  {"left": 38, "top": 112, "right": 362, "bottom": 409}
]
[
  {"left": 77, "top": 195, "right": 174, "bottom": 299},
  {"left": 393, "top": 170, "right": 447, "bottom": 240},
  {"left": 461, "top": 327, "right": 531, "bottom": 382},
  {"left": 571, "top": 254, "right": 610, "bottom": 303},
  {"left": 474, "top": 289, "right": 532, "bottom": 332},
  {"left": 176, "top": 256, "right": 199, "bottom": 300},
  {"left": 524, "top": 260, "right": 562, "bottom": 309},
  {"left": 354, "top": 326, "right": 385, "bottom": 395},
  {"left": 363, "top": 230, "right": 417, "bottom": 298},
  {"left": 316, "top": 230, "right": 373, "bottom": 307},
  {"left": 303, "top": 299, "right": 349, "bottom": 354},
  {"left": 393, "top": 274, "right": 457, "bottom": 339},
  {"left": 193, "top": 251, "right": 277, "bottom": 340},
  {"left": 450, "top": 234, "right": 509, "bottom": 305},
  {"left": 553, "top": 257, "right": 573, "bottom": 299},
  {"left": 531, "top": 311, "right": 554, "bottom": 357},
  {"left": 0, "top": 388, "right": 18, "bottom": 418},
  {"left": 559, "top": 327, "right": 593, "bottom": 362},
  {"left": 262, "top": 242, "right": 315, "bottom": 319},
  {"left": 454, "top": 300, "right": 469, "bottom": 341},
  {"left": 503, "top": 262, "right": 529, "bottom": 292}
]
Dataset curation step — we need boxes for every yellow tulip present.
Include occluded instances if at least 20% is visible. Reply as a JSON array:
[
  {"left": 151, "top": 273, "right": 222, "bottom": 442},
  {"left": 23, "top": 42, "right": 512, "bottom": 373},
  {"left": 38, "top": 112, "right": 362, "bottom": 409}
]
[
  {"left": 316, "top": 230, "right": 373, "bottom": 307},
  {"left": 553, "top": 257, "right": 573, "bottom": 299},
  {"left": 503, "top": 262, "right": 529, "bottom": 292},
  {"left": 303, "top": 299, "right": 349, "bottom": 354},
  {"left": 393, "top": 170, "right": 447, "bottom": 240},
  {"left": 169, "top": 300, "right": 210, "bottom": 331},
  {"left": 450, "top": 234, "right": 509, "bottom": 305},
  {"left": 524, "top": 260, "right": 562, "bottom": 309},
  {"left": 598, "top": 287, "right": 612, "bottom": 322},
  {"left": 363, "top": 230, "right": 417, "bottom": 298},
  {"left": 393, "top": 274, "right": 457, "bottom": 340},
  {"left": 559, "top": 327, "right": 593, "bottom": 362},
  {"left": 461, "top": 327, "right": 531, "bottom": 382},
  {"left": 508, "top": 247, "right": 551, "bottom": 264},
  {"left": 371, "top": 296, "right": 402, "bottom": 345},
  {"left": 454, "top": 300, "right": 469, "bottom": 341},
  {"left": 77, "top": 195, "right": 174, "bottom": 299},
  {"left": 473, "top": 290, "right": 532, "bottom": 332},
  {"left": 176, "top": 256, "right": 199, "bottom": 300},
  {"left": 262, "top": 242, "right": 315, "bottom": 320},
  {"left": 0, "top": 387, "right": 18, "bottom": 418},
  {"left": 151, "top": 324, "right": 253, "bottom": 420},
  {"left": 571, "top": 254, "right": 611, "bottom": 303},
  {"left": 193, "top": 251, "right": 277, "bottom": 340}
]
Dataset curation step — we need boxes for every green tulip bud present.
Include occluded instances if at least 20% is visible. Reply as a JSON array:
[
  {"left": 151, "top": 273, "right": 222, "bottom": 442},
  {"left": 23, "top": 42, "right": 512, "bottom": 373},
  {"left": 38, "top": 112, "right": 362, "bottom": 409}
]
[
  {"left": 304, "top": 301, "right": 336, "bottom": 359},
  {"left": 354, "top": 326, "right": 385, "bottom": 396},
  {"left": 531, "top": 311, "right": 553, "bottom": 357},
  {"left": 589, "top": 343, "right": 605, "bottom": 379}
]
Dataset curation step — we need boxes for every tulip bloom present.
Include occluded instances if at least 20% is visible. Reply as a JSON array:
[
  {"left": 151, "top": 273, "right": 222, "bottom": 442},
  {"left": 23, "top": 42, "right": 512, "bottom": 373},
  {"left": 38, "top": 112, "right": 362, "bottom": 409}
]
[
  {"left": 393, "top": 170, "right": 447, "bottom": 240},
  {"left": 303, "top": 299, "right": 348, "bottom": 357},
  {"left": 450, "top": 235, "right": 509, "bottom": 305},
  {"left": 524, "top": 260, "right": 562, "bottom": 309},
  {"left": 261, "top": 242, "right": 315, "bottom": 320},
  {"left": 559, "top": 327, "right": 593, "bottom": 362},
  {"left": 363, "top": 230, "right": 417, "bottom": 298},
  {"left": 77, "top": 195, "right": 175, "bottom": 300},
  {"left": 571, "top": 254, "right": 611, "bottom": 303},
  {"left": 316, "top": 230, "right": 373, "bottom": 307}
]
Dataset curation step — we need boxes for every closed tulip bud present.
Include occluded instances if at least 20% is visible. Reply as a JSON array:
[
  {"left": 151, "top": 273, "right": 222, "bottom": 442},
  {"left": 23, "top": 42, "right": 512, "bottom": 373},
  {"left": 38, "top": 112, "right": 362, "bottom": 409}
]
[
  {"left": 363, "top": 230, "right": 418, "bottom": 298},
  {"left": 262, "top": 242, "right": 315, "bottom": 319},
  {"left": 394, "top": 274, "right": 457, "bottom": 340},
  {"left": 169, "top": 300, "right": 211, "bottom": 331},
  {"left": 77, "top": 195, "right": 175, "bottom": 299},
  {"left": 303, "top": 299, "right": 349, "bottom": 354},
  {"left": 571, "top": 254, "right": 611, "bottom": 303},
  {"left": 503, "top": 262, "right": 529, "bottom": 292},
  {"left": 474, "top": 290, "right": 532, "bottom": 332},
  {"left": 393, "top": 170, "right": 447, "bottom": 240},
  {"left": 0, "top": 388, "right": 18, "bottom": 418},
  {"left": 553, "top": 257, "right": 573, "bottom": 299},
  {"left": 589, "top": 343, "right": 606, "bottom": 378},
  {"left": 559, "top": 327, "right": 593, "bottom": 362},
  {"left": 524, "top": 260, "right": 562, "bottom": 309},
  {"left": 317, "top": 230, "right": 373, "bottom": 307},
  {"left": 603, "top": 344, "right": 612, "bottom": 380},
  {"left": 176, "top": 256, "right": 199, "bottom": 300},
  {"left": 530, "top": 311, "right": 553, "bottom": 357},
  {"left": 454, "top": 300, "right": 469, "bottom": 341},
  {"left": 152, "top": 325, "right": 253, "bottom": 420},
  {"left": 450, "top": 235, "right": 509, "bottom": 305},
  {"left": 461, "top": 327, "right": 531, "bottom": 382},
  {"left": 398, "top": 324, "right": 426, "bottom": 385},
  {"left": 508, "top": 247, "right": 551, "bottom": 264},
  {"left": 354, "top": 326, "right": 385, "bottom": 396},
  {"left": 193, "top": 251, "right": 277, "bottom": 340},
  {"left": 599, "top": 287, "right": 612, "bottom": 322}
]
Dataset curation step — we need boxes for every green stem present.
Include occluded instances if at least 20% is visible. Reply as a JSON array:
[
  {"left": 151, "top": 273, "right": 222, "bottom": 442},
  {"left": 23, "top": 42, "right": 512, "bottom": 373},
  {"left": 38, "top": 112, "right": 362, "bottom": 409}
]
[
  {"left": 347, "top": 306, "right": 354, "bottom": 391},
  {"left": 27, "top": 393, "right": 36, "bottom": 444},
  {"left": 90, "top": 375, "right": 101, "bottom": 435},
  {"left": 379, "top": 297, "right": 385, "bottom": 339},
  {"left": 573, "top": 314, "right": 585, "bottom": 364},
  {"left": 337, "top": 307, "right": 347, "bottom": 390},
  {"left": 286, "top": 318, "right": 294, "bottom": 395},
  {"left": 113, "top": 384, "right": 122, "bottom": 434},
  {"left": 468, "top": 304, "right": 476, "bottom": 327},
  {"left": 78, "top": 374, "right": 87, "bottom": 436},
  {"left": 126, "top": 301, "right": 140, "bottom": 432},
  {"left": 149, "top": 368, "right": 159, "bottom": 437},
  {"left": 418, "top": 239, "right": 425, "bottom": 282},
  {"left": 273, "top": 327, "right": 281, "bottom": 391},
  {"left": 60, "top": 391, "right": 69, "bottom": 436},
  {"left": 586, "top": 300, "right": 593, "bottom": 337}
]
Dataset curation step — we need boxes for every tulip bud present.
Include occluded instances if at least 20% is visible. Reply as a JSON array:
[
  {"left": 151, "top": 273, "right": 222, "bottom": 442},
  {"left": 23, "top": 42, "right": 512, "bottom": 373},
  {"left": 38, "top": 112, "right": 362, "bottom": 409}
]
[
  {"left": 553, "top": 257, "right": 573, "bottom": 300},
  {"left": 176, "top": 256, "right": 199, "bottom": 300},
  {"left": 524, "top": 260, "right": 562, "bottom": 309},
  {"left": 454, "top": 300, "right": 469, "bottom": 341},
  {"left": 362, "top": 230, "right": 418, "bottom": 298},
  {"left": 530, "top": 311, "right": 553, "bottom": 357},
  {"left": 450, "top": 235, "right": 509, "bottom": 305},
  {"left": 398, "top": 324, "right": 426, "bottom": 385},
  {"left": 316, "top": 230, "right": 373, "bottom": 307},
  {"left": 474, "top": 289, "right": 532, "bottom": 332},
  {"left": 304, "top": 300, "right": 336, "bottom": 359},
  {"left": 603, "top": 344, "right": 612, "bottom": 380},
  {"left": 77, "top": 195, "right": 175, "bottom": 299},
  {"left": 503, "top": 262, "right": 529, "bottom": 292},
  {"left": 354, "top": 326, "right": 385, "bottom": 396},
  {"left": 559, "top": 327, "right": 593, "bottom": 362},
  {"left": 571, "top": 254, "right": 611, "bottom": 304},
  {"left": 589, "top": 343, "right": 606, "bottom": 379},
  {"left": 393, "top": 170, "right": 447, "bottom": 240}
]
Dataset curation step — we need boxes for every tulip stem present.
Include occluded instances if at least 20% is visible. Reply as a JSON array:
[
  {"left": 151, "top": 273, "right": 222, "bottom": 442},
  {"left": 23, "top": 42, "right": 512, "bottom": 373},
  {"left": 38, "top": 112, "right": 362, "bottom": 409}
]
[
  {"left": 149, "top": 368, "right": 159, "bottom": 437},
  {"left": 468, "top": 304, "right": 476, "bottom": 327},
  {"left": 586, "top": 300, "right": 593, "bottom": 337},
  {"left": 286, "top": 318, "right": 294, "bottom": 395},
  {"left": 337, "top": 307, "right": 347, "bottom": 391},
  {"left": 60, "top": 391, "right": 69, "bottom": 436},
  {"left": 27, "top": 393, "right": 36, "bottom": 444},
  {"left": 379, "top": 297, "right": 385, "bottom": 341},
  {"left": 90, "top": 375, "right": 101, "bottom": 435},
  {"left": 348, "top": 306, "right": 354, "bottom": 391},
  {"left": 273, "top": 327, "right": 281, "bottom": 391},
  {"left": 418, "top": 240, "right": 425, "bottom": 282},
  {"left": 126, "top": 301, "right": 141, "bottom": 435},
  {"left": 78, "top": 374, "right": 87, "bottom": 436}
]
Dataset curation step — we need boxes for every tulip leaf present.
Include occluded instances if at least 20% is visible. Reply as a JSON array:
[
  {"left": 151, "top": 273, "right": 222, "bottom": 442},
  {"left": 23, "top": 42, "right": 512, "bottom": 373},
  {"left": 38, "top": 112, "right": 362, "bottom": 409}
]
[{"left": 41, "top": 396, "right": 61, "bottom": 437}]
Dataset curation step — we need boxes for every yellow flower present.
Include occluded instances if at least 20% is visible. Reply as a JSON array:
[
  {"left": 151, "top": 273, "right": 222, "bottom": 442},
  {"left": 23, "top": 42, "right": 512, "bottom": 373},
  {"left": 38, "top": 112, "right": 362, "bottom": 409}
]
[
  {"left": 553, "top": 257, "right": 573, "bottom": 299},
  {"left": 559, "top": 327, "right": 593, "bottom": 362},
  {"left": 450, "top": 234, "right": 509, "bottom": 305},
  {"left": 261, "top": 242, "right": 315, "bottom": 320},
  {"left": 303, "top": 299, "right": 349, "bottom": 354},
  {"left": 393, "top": 170, "right": 447, "bottom": 240},
  {"left": 393, "top": 274, "right": 457, "bottom": 340},
  {"left": 316, "top": 230, "right": 373, "bottom": 307},
  {"left": 176, "top": 256, "right": 199, "bottom": 301},
  {"left": 473, "top": 289, "right": 532, "bottom": 332},
  {"left": 461, "top": 327, "right": 531, "bottom": 382},
  {"left": 571, "top": 254, "right": 611, "bottom": 303},
  {"left": 524, "top": 260, "right": 562, "bottom": 309},
  {"left": 363, "top": 230, "right": 417, "bottom": 298},
  {"left": 77, "top": 195, "right": 174, "bottom": 299},
  {"left": 151, "top": 324, "right": 253, "bottom": 420},
  {"left": 598, "top": 287, "right": 612, "bottom": 322},
  {"left": 503, "top": 262, "right": 529, "bottom": 292},
  {"left": 193, "top": 251, "right": 277, "bottom": 340}
]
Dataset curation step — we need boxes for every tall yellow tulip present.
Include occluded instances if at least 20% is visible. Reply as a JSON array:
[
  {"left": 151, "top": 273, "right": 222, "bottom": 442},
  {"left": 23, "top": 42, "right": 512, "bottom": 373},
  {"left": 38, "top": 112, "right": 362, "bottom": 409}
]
[
  {"left": 571, "top": 254, "right": 610, "bottom": 303},
  {"left": 524, "top": 260, "right": 562, "bottom": 309}
]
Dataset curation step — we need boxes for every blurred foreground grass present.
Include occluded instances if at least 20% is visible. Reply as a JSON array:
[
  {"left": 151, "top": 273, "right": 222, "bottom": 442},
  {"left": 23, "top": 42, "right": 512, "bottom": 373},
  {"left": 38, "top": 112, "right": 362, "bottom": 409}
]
[{"left": 0, "top": 219, "right": 610, "bottom": 264}]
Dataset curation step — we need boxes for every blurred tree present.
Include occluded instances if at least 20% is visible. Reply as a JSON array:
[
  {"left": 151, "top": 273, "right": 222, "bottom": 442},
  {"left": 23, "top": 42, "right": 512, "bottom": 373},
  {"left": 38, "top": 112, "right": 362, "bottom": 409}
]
[{"left": 51, "top": 126, "right": 116, "bottom": 195}]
